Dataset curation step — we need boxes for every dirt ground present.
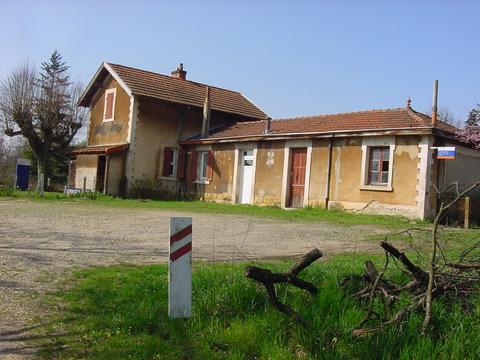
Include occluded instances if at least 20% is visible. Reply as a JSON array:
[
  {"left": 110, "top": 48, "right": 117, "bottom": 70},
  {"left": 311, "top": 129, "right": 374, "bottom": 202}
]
[{"left": 0, "top": 198, "right": 387, "bottom": 359}]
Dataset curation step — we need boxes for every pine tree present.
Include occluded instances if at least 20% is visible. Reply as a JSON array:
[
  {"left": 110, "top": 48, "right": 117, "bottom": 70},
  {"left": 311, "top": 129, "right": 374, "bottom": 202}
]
[{"left": 466, "top": 104, "right": 480, "bottom": 127}]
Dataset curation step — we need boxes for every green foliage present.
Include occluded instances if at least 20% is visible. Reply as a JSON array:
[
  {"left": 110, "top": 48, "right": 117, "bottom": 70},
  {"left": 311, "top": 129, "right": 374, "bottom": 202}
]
[
  {"left": 38, "top": 257, "right": 480, "bottom": 359},
  {"left": 466, "top": 104, "right": 480, "bottom": 127},
  {"left": 0, "top": 185, "right": 15, "bottom": 197},
  {"left": 128, "top": 179, "right": 178, "bottom": 200}
]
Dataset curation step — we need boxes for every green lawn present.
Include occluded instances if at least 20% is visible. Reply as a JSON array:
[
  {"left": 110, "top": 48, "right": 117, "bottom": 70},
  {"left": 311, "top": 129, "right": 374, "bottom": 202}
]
[
  {"left": 37, "top": 254, "right": 480, "bottom": 360},
  {"left": 1, "top": 190, "right": 424, "bottom": 228}
]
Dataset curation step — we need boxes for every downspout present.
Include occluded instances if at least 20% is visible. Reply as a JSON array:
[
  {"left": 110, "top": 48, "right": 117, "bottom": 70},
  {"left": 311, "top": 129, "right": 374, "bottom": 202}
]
[{"left": 324, "top": 135, "right": 334, "bottom": 209}]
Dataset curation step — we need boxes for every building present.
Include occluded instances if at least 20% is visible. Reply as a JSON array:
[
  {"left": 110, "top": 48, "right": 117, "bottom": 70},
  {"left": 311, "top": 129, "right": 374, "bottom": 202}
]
[
  {"left": 71, "top": 63, "right": 480, "bottom": 219},
  {"left": 71, "top": 62, "right": 266, "bottom": 196}
]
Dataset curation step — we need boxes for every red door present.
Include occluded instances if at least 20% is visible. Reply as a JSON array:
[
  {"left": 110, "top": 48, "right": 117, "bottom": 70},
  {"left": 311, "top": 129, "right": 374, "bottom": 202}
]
[{"left": 288, "top": 148, "right": 307, "bottom": 208}]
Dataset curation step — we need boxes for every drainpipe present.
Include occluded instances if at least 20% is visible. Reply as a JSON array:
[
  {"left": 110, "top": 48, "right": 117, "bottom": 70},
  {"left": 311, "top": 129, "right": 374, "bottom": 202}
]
[
  {"left": 324, "top": 136, "right": 333, "bottom": 209},
  {"left": 202, "top": 87, "right": 211, "bottom": 137}
]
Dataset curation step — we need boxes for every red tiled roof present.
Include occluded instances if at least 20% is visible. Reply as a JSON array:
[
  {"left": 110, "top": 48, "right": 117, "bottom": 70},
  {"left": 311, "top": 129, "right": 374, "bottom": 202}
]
[
  {"left": 188, "top": 108, "right": 456, "bottom": 141},
  {"left": 107, "top": 63, "right": 267, "bottom": 119}
]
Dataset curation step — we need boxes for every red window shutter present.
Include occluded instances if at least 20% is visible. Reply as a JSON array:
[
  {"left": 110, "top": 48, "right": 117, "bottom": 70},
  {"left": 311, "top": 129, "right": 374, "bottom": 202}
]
[
  {"left": 189, "top": 151, "right": 198, "bottom": 183},
  {"left": 177, "top": 149, "right": 186, "bottom": 179},
  {"left": 104, "top": 92, "right": 114, "bottom": 120},
  {"left": 162, "top": 147, "right": 173, "bottom": 177},
  {"left": 206, "top": 150, "right": 214, "bottom": 181}
]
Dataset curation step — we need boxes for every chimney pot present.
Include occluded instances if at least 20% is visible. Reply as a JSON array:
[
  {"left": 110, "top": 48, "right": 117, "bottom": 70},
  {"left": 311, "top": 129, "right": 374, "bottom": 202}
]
[
  {"left": 406, "top": 97, "right": 411, "bottom": 109},
  {"left": 171, "top": 63, "right": 187, "bottom": 80}
]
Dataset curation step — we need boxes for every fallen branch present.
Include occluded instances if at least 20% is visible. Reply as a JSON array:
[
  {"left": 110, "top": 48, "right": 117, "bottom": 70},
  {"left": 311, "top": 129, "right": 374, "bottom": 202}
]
[
  {"left": 447, "top": 262, "right": 480, "bottom": 270},
  {"left": 245, "top": 248, "right": 322, "bottom": 325}
]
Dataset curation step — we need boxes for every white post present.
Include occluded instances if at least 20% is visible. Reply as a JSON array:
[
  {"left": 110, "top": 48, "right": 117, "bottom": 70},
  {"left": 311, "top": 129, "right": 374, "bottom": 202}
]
[{"left": 169, "top": 217, "right": 192, "bottom": 318}]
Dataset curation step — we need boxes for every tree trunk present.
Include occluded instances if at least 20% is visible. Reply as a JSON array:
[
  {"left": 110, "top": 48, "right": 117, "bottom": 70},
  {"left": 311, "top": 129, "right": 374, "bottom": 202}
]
[{"left": 36, "top": 150, "right": 49, "bottom": 193}]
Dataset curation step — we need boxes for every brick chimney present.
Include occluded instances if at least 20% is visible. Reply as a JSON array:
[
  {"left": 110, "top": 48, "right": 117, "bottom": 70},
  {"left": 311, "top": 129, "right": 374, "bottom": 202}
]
[{"left": 171, "top": 63, "right": 187, "bottom": 80}]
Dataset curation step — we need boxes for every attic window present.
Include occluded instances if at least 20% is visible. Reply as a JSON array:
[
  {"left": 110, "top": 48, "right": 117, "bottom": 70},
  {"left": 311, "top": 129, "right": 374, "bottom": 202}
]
[{"left": 103, "top": 88, "right": 116, "bottom": 122}]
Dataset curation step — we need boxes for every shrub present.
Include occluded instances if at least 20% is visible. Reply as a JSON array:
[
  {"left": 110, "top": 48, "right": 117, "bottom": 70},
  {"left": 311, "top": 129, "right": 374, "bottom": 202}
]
[
  {"left": 0, "top": 185, "right": 15, "bottom": 197},
  {"left": 127, "top": 179, "right": 177, "bottom": 200}
]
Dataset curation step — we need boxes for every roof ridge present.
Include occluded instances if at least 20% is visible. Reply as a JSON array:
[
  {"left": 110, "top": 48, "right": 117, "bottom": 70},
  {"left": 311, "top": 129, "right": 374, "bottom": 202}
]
[
  {"left": 107, "top": 62, "right": 244, "bottom": 95},
  {"left": 272, "top": 108, "right": 406, "bottom": 122}
]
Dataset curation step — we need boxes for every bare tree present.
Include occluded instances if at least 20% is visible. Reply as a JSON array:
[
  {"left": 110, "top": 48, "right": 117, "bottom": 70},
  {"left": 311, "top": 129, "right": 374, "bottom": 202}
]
[
  {"left": 438, "top": 107, "right": 460, "bottom": 127},
  {"left": 0, "top": 51, "right": 87, "bottom": 190}
]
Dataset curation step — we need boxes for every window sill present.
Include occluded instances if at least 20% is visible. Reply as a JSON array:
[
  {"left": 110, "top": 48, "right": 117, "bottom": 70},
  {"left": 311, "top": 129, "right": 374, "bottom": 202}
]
[
  {"left": 195, "top": 179, "right": 210, "bottom": 185},
  {"left": 158, "top": 176, "right": 178, "bottom": 181},
  {"left": 360, "top": 185, "right": 393, "bottom": 192},
  {"left": 103, "top": 118, "right": 114, "bottom": 123}
]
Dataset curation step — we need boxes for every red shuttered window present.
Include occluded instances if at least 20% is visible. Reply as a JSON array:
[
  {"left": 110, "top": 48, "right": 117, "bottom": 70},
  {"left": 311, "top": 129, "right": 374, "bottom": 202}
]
[
  {"left": 177, "top": 149, "right": 186, "bottom": 179},
  {"left": 103, "top": 88, "right": 116, "bottom": 121},
  {"left": 162, "top": 147, "right": 175, "bottom": 177},
  {"left": 189, "top": 151, "right": 198, "bottom": 183}
]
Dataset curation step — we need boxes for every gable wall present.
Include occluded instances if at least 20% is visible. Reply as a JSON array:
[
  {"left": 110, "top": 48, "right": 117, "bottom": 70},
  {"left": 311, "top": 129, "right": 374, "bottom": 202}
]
[{"left": 88, "top": 78, "right": 131, "bottom": 146}]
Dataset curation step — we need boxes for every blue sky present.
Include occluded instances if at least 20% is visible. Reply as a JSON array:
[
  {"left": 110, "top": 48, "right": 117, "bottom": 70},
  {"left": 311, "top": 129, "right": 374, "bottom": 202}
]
[{"left": 1, "top": 0, "right": 479, "bottom": 121}]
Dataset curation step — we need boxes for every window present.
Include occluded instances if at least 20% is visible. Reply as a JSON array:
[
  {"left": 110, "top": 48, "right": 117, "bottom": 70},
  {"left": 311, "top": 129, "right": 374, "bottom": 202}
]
[
  {"left": 162, "top": 147, "right": 177, "bottom": 178},
  {"left": 103, "top": 88, "right": 116, "bottom": 122},
  {"left": 198, "top": 151, "right": 209, "bottom": 180},
  {"left": 368, "top": 147, "right": 390, "bottom": 185},
  {"left": 190, "top": 150, "right": 213, "bottom": 183}
]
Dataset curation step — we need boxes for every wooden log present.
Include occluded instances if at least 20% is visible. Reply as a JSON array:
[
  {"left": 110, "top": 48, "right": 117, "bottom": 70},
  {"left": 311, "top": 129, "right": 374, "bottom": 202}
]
[
  {"left": 447, "top": 262, "right": 480, "bottom": 270},
  {"left": 379, "top": 241, "right": 428, "bottom": 284},
  {"left": 245, "top": 248, "right": 322, "bottom": 325}
]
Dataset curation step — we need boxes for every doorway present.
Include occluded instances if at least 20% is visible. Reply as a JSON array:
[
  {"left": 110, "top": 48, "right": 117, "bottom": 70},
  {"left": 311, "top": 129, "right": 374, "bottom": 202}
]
[
  {"left": 239, "top": 150, "right": 254, "bottom": 204},
  {"left": 96, "top": 155, "right": 106, "bottom": 193},
  {"left": 288, "top": 148, "right": 307, "bottom": 207}
]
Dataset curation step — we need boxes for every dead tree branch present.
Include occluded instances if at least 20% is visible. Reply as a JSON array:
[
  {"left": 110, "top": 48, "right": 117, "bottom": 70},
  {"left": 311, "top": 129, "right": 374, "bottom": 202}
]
[{"left": 245, "top": 248, "right": 322, "bottom": 325}]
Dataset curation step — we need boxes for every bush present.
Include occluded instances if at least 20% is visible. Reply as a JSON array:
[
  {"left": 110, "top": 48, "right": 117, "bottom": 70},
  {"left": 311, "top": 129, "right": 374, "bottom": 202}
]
[
  {"left": 0, "top": 185, "right": 15, "bottom": 197},
  {"left": 127, "top": 179, "right": 177, "bottom": 200}
]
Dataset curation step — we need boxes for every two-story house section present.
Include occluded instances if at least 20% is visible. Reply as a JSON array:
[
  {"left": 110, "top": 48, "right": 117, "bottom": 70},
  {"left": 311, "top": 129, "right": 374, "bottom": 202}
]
[{"left": 71, "top": 62, "right": 267, "bottom": 196}]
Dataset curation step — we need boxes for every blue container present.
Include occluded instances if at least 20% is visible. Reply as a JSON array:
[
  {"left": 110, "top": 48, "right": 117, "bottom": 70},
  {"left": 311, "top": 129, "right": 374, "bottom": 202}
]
[{"left": 16, "top": 159, "right": 30, "bottom": 191}]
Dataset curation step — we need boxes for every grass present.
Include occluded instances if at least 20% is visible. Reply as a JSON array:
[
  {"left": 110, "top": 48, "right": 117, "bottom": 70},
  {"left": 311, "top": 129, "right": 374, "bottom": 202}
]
[
  {"left": 1, "top": 190, "right": 423, "bottom": 228},
  {"left": 37, "top": 253, "right": 480, "bottom": 359}
]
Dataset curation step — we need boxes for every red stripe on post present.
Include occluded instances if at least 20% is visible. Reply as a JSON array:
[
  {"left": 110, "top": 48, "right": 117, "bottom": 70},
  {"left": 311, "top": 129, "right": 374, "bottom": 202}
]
[
  {"left": 170, "top": 225, "right": 192, "bottom": 245},
  {"left": 170, "top": 242, "right": 192, "bottom": 261}
]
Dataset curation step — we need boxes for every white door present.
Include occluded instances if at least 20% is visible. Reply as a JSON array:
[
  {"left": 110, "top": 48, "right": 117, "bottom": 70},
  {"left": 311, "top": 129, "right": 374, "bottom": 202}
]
[{"left": 240, "top": 150, "right": 254, "bottom": 204}]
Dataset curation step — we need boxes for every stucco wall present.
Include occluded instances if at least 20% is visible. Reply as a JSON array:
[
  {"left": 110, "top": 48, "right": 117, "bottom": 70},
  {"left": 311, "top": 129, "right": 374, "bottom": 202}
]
[
  {"left": 106, "top": 153, "right": 125, "bottom": 195},
  {"left": 253, "top": 141, "right": 285, "bottom": 206},
  {"left": 328, "top": 136, "right": 420, "bottom": 217},
  {"left": 308, "top": 139, "right": 330, "bottom": 207},
  {"left": 441, "top": 143, "right": 480, "bottom": 194},
  {"left": 88, "top": 78, "right": 131, "bottom": 146},
  {"left": 203, "top": 143, "right": 235, "bottom": 202},
  {"left": 74, "top": 155, "right": 97, "bottom": 191}
]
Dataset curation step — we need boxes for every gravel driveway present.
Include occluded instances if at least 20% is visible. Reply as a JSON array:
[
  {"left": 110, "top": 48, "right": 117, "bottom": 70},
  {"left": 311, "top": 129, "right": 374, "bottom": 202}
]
[{"left": 0, "top": 198, "right": 386, "bottom": 359}]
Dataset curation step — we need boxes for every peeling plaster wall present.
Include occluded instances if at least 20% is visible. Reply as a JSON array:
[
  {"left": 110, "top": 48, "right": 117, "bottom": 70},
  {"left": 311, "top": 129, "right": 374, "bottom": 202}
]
[
  {"left": 253, "top": 141, "right": 285, "bottom": 206},
  {"left": 328, "top": 136, "right": 420, "bottom": 217},
  {"left": 74, "top": 155, "right": 97, "bottom": 191},
  {"left": 308, "top": 139, "right": 330, "bottom": 207},
  {"left": 202, "top": 143, "right": 235, "bottom": 202}
]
